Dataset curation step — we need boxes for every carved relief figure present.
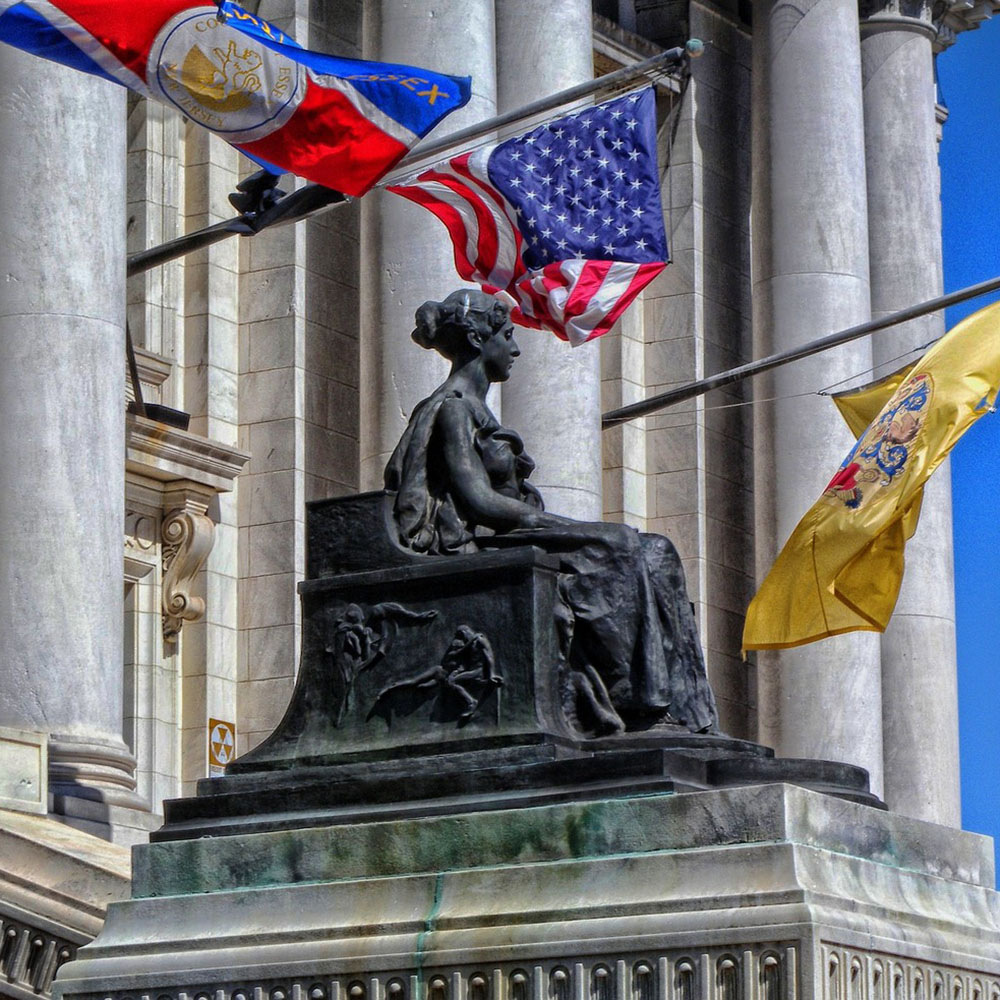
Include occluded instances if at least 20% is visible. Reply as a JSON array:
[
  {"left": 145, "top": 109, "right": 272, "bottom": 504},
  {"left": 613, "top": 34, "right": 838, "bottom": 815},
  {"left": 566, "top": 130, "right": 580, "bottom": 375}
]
[
  {"left": 326, "top": 602, "right": 437, "bottom": 725},
  {"left": 368, "top": 625, "right": 503, "bottom": 728},
  {"left": 383, "top": 289, "right": 718, "bottom": 737}
]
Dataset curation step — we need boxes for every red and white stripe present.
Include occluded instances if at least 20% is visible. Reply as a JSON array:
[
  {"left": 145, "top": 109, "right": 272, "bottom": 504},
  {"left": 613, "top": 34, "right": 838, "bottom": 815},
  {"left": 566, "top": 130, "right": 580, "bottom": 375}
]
[
  {"left": 512, "top": 259, "right": 665, "bottom": 344},
  {"left": 391, "top": 149, "right": 525, "bottom": 291},
  {"left": 390, "top": 151, "right": 665, "bottom": 347}
]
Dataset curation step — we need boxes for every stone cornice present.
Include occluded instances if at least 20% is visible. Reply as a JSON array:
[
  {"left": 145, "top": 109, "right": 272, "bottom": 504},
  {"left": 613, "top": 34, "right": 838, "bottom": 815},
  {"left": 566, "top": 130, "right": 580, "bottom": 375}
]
[
  {"left": 133, "top": 347, "right": 172, "bottom": 388},
  {"left": 933, "top": 0, "right": 1000, "bottom": 50},
  {"left": 592, "top": 15, "right": 684, "bottom": 93},
  {"left": 125, "top": 413, "right": 249, "bottom": 495}
]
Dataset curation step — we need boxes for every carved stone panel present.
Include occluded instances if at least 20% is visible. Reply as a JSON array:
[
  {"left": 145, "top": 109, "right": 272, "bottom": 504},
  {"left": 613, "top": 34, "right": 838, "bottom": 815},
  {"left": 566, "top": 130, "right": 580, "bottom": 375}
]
[{"left": 230, "top": 545, "right": 564, "bottom": 771}]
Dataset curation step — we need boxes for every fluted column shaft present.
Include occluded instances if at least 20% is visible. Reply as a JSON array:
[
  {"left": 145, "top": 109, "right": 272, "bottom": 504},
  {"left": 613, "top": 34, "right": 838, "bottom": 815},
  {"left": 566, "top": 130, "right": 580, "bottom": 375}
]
[
  {"left": 0, "top": 51, "right": 134, "bottom": 805},
  {"left": 494, "top": 0, "right": 603, "bottom": 519},
  {"left": 751, "top": 0, "right": 884, "bottom": 794},
  {"left": 861, "top": 11, "right": 961, "bottom": 825},
  {"left": 359, "top": 0, "right": 497, "bottom": 490}
]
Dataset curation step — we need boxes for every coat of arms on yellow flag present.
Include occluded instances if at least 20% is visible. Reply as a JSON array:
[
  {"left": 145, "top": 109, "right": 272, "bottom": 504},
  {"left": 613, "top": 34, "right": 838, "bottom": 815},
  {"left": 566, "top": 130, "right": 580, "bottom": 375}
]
[{"left": 742, "top": 299, "right": 1000, "bottom": 652}]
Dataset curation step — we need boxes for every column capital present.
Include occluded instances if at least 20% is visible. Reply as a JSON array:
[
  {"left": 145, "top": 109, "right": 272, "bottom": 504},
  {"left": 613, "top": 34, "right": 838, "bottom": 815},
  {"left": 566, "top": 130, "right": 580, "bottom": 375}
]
[
  {"left": 859, "top": 0, "right": 937, "bottom": 37},
  {"left": 859, "top": 0, "right": 1000, "bottom": 47}
]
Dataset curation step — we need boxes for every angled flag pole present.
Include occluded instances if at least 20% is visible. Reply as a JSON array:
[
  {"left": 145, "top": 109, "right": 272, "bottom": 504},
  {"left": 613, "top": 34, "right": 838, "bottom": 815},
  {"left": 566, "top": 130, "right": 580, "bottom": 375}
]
[
  {"left": 126, "top": 41, "right": 700, "bottom": 278},
  {"left": 386, "top": 39, "right": 701, "bottom": 175},
  {"left": 126, "top": 178, "right": 348, "bottom": 277},
  {"left": 601, "top": 274, "right": 1000, "bottom": 428}
]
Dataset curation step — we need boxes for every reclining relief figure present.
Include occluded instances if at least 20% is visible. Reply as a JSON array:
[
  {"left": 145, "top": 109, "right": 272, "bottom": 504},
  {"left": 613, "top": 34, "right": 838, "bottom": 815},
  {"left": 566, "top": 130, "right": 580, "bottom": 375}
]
[{"left": 384, "top": 289, "right": 718, "bottom": 737}]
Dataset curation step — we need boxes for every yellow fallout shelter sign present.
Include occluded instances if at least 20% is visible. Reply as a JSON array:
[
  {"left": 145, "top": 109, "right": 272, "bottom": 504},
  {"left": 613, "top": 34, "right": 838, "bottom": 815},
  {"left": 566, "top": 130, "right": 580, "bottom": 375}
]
[{"left": 208, "top": 718, "right": 236, "bottom": 777}]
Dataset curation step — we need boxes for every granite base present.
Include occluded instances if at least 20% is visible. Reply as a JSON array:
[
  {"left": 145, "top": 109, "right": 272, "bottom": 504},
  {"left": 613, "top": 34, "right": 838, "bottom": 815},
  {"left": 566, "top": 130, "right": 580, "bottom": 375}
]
[{"left": 53, "top": 784, "right": 1000, "bottom": 1000}]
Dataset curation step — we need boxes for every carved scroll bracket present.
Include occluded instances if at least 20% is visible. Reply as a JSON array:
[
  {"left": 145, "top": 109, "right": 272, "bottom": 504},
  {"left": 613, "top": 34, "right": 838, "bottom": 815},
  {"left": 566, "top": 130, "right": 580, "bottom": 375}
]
[
  {"left": 161, "top": 491, "right": 214, "bottom": 643},
  {"left": 125, "top": 414, "right": 249, "bottom": 642}
]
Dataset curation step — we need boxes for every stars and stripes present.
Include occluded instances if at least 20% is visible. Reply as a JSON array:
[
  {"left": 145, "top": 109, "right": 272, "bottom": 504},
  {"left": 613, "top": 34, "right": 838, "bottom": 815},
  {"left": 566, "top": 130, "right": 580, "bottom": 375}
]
[
  {"left": 388, "top": 86, "right": 668, "bottom": 346},
  {"left": 0, "top": 0, "right": 471, "bottom": 196}
]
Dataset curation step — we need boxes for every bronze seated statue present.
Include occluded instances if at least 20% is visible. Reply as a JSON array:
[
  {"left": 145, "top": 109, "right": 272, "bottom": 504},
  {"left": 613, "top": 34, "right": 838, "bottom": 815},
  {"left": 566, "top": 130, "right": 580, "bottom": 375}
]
[
  {"left": 383, "top": 288, "right": 718, "bottom": 738},
  {"left": 159, "top": 291, "right": 882, "bottom": 836}
]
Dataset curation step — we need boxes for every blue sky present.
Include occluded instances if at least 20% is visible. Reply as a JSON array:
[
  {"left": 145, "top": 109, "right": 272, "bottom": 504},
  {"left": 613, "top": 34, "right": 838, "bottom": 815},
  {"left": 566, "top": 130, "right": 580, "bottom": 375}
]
[{"left": 938, "top": 18, "right": 1000, "bottom": 845}]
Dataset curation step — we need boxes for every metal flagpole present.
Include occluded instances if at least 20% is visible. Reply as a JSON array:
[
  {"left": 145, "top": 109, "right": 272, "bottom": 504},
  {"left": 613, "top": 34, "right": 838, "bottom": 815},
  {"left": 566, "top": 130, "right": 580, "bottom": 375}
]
[
  {"left": 601, "top": 274, "right": 1000, "bottom": 428},
  {"left": 126, "top": 181, "right": 348, "bottom": 278},
  {"left": 127, "top": 217, "right": 255, "bottom": 278},
  {"left": 125, "top": 43, "right": 700, "bottom": 279},
  {"left": 385, "top": 40, "right": 701, "bottom": 175}
]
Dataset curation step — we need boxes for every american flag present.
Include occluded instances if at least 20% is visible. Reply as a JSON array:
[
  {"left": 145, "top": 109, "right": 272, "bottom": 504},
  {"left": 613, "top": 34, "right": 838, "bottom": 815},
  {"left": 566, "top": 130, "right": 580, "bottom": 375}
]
[{"left": 388, "top": 87, "right": 668, "bottom": 346}]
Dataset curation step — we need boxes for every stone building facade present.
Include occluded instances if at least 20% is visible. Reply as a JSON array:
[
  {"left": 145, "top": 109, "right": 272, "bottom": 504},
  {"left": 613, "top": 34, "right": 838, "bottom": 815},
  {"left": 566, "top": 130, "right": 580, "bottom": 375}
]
[{"left": 0, "top": 0, "right": 997, "bottom": 996}]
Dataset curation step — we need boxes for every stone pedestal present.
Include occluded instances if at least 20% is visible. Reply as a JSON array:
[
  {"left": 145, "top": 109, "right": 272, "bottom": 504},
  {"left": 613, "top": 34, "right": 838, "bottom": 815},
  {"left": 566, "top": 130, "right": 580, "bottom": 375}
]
[
  {"left": 52, "top": 784, "right": 1000, "bottom": 1000},
  {"left": 49, "top": 489, "right": 1000, "bottom": 1000},
  {"left": 145, "top": 491, "right": 876, "bottom": 843}
]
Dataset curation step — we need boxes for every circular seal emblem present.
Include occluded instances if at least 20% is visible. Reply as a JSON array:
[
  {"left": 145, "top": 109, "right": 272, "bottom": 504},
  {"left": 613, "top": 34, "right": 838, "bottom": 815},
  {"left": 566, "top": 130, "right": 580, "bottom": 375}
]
[
  {"left": 823, "top": 371, "right": 932, "bottom": 511},
  {"left": 148, "top": 7, "right": 305, "bottom": 143}
]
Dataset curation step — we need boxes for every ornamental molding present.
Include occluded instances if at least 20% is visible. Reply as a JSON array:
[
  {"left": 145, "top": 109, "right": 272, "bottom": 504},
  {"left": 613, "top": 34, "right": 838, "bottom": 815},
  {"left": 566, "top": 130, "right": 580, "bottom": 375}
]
[
  {"left": 161, "top": 497, "right": 215, "bottom": 643},
  {"left": 0, "top": 912, "right": 77, "bottom": 1000},
  {"left": 932, "top": 0, "right": 1000, "bottom": 49},
  {"left": 59, "top": 942, "right": 1000, "bottom": 1000},
  {"left": 59, "top": 945, "right": 791, "bottom": 1000},
  {"left": 857, "top": 0, "right": 999, "bottom": 46},
  {"left": 859, "top": 0, "right": 936, "bottom": 29},
  {"left": 125, "top": 413, "right": 248, "bottom": 641},
  {"left": 126, "top": 412, "right": 250, "bottom": 494},
  {"left": 821, "top": 944, "right": 1000, "bottom": 1000}
]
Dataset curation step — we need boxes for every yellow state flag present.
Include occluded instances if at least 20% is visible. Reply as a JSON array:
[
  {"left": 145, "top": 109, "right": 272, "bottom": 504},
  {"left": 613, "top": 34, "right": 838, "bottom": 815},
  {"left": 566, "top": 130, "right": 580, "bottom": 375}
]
[{"left": 742, "top": 299, "right": 1000, "bottom": 652}]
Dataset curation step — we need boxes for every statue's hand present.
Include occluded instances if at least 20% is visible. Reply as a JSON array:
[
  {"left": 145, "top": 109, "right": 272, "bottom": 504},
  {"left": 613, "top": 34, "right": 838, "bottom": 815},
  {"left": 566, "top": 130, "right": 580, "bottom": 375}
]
[{"left": 519, "top": 509, "right": 569, "bottom": 529}]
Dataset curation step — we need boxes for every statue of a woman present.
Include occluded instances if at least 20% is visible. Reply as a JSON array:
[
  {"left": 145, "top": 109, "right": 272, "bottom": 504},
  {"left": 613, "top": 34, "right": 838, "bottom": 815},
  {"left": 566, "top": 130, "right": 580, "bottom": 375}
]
[{"left": 384, "top": 289, "right": 718, "bottom": 736}]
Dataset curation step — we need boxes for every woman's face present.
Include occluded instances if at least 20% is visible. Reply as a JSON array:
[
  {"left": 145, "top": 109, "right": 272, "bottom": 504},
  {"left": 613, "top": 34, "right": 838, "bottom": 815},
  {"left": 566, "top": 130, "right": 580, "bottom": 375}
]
[{"left": 479, "top": 317, "right": 520, "bottom": 382}]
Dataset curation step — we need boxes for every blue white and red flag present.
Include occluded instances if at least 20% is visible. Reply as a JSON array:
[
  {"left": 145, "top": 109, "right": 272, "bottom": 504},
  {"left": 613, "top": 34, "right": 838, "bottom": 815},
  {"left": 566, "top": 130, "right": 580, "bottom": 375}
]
[
  {"left": 388, "top": 87, "right": 668, "bottom": 346},
  {"left": 0, "top": 0, "right": 471, "bottom": 196}
]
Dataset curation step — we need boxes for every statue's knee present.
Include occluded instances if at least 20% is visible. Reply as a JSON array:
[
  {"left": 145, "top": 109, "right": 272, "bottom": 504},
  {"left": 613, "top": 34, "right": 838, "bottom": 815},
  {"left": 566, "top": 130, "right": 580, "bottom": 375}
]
[
  {"left": 599, "top": 521, "right": 642, "bottom": 556},
  {"left": 640, "top": 531, "right": 679, "bottom": 560}
]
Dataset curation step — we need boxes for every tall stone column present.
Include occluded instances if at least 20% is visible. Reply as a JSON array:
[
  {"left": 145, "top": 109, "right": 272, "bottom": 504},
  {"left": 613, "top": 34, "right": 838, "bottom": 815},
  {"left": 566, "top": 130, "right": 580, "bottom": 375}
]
[
  {"left": 359, "top": 1, "right": 497, "bottom": 490},
  {"left": 861, "top": 5, "right": 961, "bottom": 825},
  {"left": 751, "top": 0, "right": 884, "bottom": 794},
  {"left": 495, "top": 0, "right": 603, "bottom": 520},
  {"left": 0, "top": 52, "right": 136, "bottom": 818}
]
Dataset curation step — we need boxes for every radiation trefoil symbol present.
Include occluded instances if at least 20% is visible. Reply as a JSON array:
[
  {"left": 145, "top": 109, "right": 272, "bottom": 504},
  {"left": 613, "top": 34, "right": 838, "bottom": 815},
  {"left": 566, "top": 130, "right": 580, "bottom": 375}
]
[{"left": 209, "top": 720, "right": 235, "bottom": 767}]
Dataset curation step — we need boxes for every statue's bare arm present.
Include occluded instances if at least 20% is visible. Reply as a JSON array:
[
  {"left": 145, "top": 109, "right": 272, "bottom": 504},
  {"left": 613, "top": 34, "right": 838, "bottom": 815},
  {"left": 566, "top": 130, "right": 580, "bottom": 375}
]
[{"left": 436, "top": 398, "right": 565, "bottom": 531}]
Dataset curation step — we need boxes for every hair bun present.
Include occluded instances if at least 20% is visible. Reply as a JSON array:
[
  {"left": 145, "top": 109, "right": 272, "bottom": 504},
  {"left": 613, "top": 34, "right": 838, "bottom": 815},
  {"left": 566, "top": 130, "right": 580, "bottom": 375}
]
[{"left": 411, "top": 300, "right": 442, "bottom": 350}]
